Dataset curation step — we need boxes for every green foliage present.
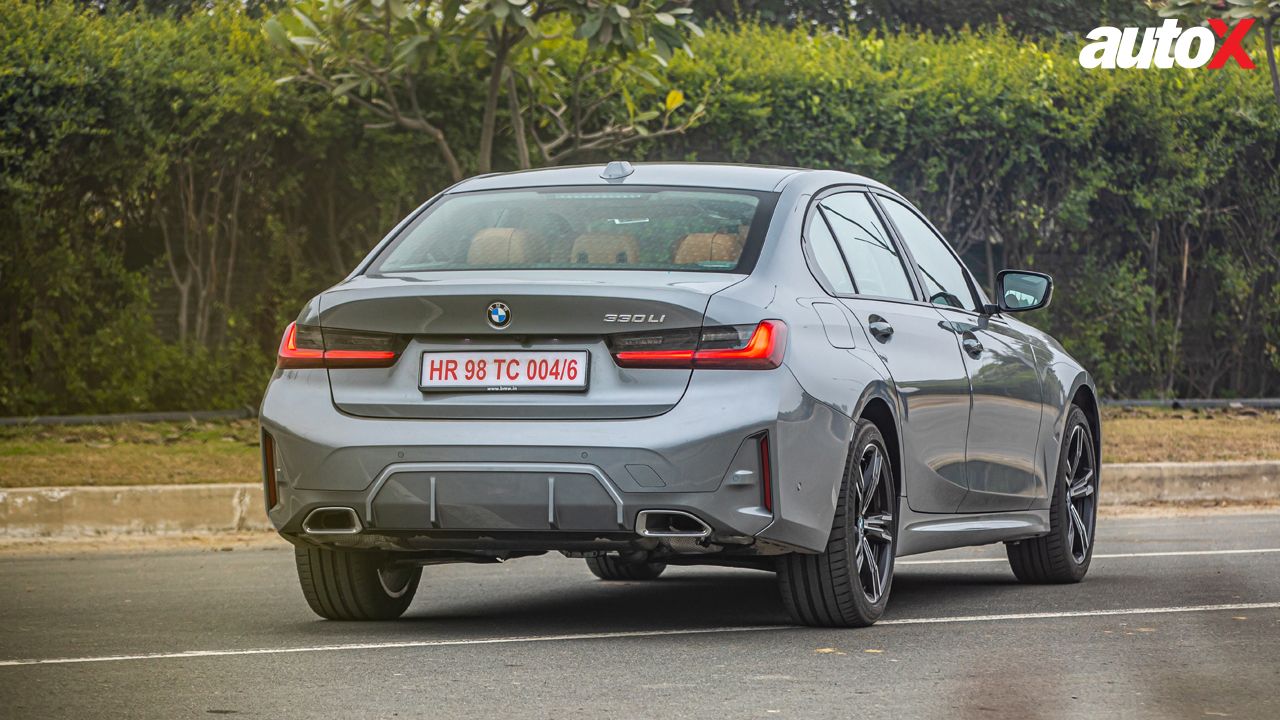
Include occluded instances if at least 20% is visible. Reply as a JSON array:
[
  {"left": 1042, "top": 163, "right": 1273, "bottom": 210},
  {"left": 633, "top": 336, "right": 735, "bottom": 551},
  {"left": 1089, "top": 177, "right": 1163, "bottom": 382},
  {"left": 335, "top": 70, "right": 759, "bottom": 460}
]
[
  {"left": 2, "top": 4, "right": 1279, "bottom": 412},
  {"left": 1154, "top": 0, "right": 1280, "bottom": 22},
  {"left": 704, "top": 0, "right": 1152, "bottom": 36},
  {"left": 0, "top": 0, "right": 438, "bottom": 415},
  {"left": 855, "top": 0, "right": 1154, "bottom": 36},
  {"left": 1151, "top": 0, "right": 1280, "bottom": 106},
  {"left": 266, "top": 0, "right": 705, "bottom": 176},
  {"left": 646, "top": 23, "right": 1280, "bottom": 395}
]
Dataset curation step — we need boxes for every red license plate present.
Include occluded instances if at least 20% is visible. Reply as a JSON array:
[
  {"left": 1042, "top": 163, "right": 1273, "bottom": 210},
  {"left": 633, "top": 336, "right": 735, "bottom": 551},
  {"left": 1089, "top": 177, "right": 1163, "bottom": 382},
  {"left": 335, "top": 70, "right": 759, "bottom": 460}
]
[{"left": 419, "top": 351, "right": 589, "bottom": 392}]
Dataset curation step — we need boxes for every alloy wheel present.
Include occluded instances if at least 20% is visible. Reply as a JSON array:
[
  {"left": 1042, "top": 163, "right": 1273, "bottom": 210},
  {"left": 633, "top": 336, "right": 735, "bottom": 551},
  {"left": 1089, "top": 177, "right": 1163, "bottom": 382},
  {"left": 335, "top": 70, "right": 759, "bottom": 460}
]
[
  {"left": 377, "top": 566, "right": 417, "bottom": 598},
  {"left": 854, "top": 442, "right": 895, "bottom": 603},
  {"left": 1063, "top": 423, "right": 1097, "bottom": 564}
]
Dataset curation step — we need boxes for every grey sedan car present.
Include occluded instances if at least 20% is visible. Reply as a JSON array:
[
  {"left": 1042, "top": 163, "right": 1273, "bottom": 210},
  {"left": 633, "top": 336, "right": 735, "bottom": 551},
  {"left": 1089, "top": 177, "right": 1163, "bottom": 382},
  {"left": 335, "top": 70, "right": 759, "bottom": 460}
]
[{"left": 260, "top": 162, "right": 1100, "bottom": 627}]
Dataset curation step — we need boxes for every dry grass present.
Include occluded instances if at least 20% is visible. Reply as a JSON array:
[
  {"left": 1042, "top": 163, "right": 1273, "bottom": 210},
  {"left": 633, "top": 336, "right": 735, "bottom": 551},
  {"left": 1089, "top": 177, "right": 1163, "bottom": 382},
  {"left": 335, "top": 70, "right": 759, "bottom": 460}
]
[
  {"left": 0, "top": 408, "right": 1276, "bottom": 489},
  {"left": 0, "top": 420, "right": 260, "bottom": 488},
  {"left": 0, "top": 530, "right": 287, "bottom": 557},
  {"left": 1101, "top": 406, "right": 1280, "bottom": 464}
]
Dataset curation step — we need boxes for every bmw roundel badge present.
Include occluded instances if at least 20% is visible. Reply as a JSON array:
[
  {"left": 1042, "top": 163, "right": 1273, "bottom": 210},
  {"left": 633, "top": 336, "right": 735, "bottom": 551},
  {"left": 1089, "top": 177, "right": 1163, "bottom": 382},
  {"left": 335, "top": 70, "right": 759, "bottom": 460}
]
[{"left": 486, "top": 301, "right": 511, "bottom": 329}]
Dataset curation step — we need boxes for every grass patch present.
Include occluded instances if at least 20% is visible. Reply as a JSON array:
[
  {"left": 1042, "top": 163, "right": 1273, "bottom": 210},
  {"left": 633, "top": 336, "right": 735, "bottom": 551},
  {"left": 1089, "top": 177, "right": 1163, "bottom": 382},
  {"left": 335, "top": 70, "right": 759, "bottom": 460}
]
[
  {"left": 1101, "top": 406, "right": 1280, "bottom": 464},
  {"left": 0, "top": 408, "right": 1276, "bottom": 488},
  {"left": 0, "top": 420, "right": 260, "bottom": 488}
]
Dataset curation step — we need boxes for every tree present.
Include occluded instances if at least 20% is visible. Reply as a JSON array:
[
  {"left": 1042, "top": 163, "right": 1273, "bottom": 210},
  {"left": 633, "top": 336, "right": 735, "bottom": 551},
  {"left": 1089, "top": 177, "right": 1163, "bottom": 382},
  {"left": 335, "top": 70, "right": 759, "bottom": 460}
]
[
  {"left": 701, "top": 0, "right": 853, "bottom": 28},
  {"left": 1150, "top": 0, "right": 1280, "bottom": 107},
  {"left": 852, "top": 0, "right": 1152, "bottom": 36},
  {"left": 266, "top": 0, "right": 705, "bottom": 181}
]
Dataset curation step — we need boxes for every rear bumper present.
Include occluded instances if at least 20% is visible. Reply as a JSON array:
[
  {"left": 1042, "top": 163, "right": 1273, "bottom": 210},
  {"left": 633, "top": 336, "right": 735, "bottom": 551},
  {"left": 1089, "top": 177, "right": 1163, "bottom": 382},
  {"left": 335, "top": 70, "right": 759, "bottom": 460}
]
[{"left": 260, "top": 364, "right": 852, "bottom": 554}]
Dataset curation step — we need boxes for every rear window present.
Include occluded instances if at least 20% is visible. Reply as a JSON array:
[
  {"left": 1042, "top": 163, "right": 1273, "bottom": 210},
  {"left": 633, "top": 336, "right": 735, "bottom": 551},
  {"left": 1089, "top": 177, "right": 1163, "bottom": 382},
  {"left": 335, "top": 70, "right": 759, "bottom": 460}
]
[{"left": 367, "top": 186, "right": 775, "bottom": 274}]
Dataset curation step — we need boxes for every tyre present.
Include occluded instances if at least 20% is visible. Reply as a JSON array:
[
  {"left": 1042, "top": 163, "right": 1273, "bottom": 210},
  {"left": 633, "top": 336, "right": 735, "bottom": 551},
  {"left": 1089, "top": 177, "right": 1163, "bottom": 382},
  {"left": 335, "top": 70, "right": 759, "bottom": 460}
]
[
  {"left": 585, "top": 553, "right": 667, "bottom": 581},
  {"left": 1007, "top": 405, "right": 1098, "bottom": 583},
  {"left": 294, "top": 546, "right": 421, "bottom": 620},
  {"left": 778, "top": 419, "right": 898, "bottom": 627}
]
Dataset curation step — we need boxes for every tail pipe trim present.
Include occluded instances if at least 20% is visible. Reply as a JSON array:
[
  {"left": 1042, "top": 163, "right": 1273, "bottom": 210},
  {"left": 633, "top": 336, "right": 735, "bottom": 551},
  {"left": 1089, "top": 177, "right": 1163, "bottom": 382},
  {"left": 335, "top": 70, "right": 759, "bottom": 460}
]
[
  {"left": 635, "top": 510, "right": 712, "bottom": 539},
  {"left": 302, "top": 507, "right": 363, "bottom": 535}
]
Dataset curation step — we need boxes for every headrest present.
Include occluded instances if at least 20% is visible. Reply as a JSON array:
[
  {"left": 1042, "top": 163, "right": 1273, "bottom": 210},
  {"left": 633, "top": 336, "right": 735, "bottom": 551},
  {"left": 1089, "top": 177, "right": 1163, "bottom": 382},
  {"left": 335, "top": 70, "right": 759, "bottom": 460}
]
[
  {"left": 672, "top": 230, "right": 745, "bottom": 266},
  {"left": 570, "top": 234, "right": 641, "bottom": 265},
  {"left": 467, "top": 228, "right": 533, "bottom": 265}
]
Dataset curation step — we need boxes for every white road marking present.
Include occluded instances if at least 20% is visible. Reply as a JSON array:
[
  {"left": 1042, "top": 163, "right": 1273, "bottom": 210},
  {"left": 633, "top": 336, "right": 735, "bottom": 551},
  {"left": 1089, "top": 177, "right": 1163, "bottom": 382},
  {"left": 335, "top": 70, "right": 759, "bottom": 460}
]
[
  {"left": 899, "top": 547, "right": 1280, "bottom": 565},
  {"left": 878, "top": 602, "right": 1280, "bottom": 625},
  {"left": 2, "top": 601, "right": 1277, "bottom": 668}
]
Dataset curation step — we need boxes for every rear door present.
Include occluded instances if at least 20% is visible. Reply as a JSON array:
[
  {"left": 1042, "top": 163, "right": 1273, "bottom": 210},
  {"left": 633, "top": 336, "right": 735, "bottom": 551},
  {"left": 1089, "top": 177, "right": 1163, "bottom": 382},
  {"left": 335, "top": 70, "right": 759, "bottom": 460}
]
[
  {"left": 875, "top": 194, "right": 1045, "bottom": 512},
  {"left": 807, "top": 190, "right": 972, "bottom": 513}
]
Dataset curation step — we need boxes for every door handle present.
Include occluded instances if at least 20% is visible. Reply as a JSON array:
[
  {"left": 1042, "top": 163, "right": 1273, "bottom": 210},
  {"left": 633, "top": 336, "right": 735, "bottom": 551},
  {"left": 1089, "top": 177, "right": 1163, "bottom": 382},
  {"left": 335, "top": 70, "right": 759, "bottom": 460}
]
[
  {"left": 867, "top": 316, "right": 894, "bottom": 341},
  {"left": 961, "top": 333, "right": 983, "bottom": 357}
]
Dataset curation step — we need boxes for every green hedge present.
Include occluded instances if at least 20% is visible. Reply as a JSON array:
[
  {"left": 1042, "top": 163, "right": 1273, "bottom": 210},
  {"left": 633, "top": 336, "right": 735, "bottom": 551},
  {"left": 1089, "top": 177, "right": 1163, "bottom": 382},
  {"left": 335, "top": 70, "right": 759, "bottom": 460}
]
[
  {"left": 650, "top": 24, "right": 1280, "bottom": 397},
  {"left": 1, "top": 3, "right": 1278, "bottom": 414},
  {"left": 0, "top": 0, "right": 440, "bottom": 414}
]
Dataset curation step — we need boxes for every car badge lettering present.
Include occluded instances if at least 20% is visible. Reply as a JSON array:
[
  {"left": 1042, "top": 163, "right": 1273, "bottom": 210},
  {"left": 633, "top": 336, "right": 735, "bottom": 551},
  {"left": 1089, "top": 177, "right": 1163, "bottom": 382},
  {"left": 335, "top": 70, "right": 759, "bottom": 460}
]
[{"left": 603, "top": 313, "right": 667, "bottom": 323}]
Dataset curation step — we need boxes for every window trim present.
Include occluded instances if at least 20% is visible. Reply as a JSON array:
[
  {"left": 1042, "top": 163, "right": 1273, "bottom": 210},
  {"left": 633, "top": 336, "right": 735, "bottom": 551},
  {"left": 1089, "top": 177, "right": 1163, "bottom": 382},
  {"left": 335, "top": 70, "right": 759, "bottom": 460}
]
[
  {"left": 869, "top": 190, "right": 989, "bottom": 315},
  {"left": 801, "top": 204, "right": 857, "bottom": 295},
  {"left": 800, "top": 185, "right": 927, "bottom": 305},
  {"left": 820, "top": 191, "right": 921, "bottom": 304}
]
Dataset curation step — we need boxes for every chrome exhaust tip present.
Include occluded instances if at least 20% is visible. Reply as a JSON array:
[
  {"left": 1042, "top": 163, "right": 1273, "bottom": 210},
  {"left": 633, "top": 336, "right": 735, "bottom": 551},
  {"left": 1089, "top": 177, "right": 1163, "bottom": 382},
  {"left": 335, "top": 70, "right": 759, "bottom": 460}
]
[
  {"left": 302, "top": 507, "right": 362, "bottom": 535},
  {"left": 635, "top": 510, "right": 712, "bottom": 539}
]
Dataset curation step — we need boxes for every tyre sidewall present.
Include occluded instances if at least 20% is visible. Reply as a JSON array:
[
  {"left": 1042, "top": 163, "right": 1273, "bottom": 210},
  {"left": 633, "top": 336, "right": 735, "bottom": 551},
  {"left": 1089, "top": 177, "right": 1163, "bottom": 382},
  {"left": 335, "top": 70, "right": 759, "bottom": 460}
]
[{"left": 1052, "top": 407, "right": 1096, "bottom": 581}]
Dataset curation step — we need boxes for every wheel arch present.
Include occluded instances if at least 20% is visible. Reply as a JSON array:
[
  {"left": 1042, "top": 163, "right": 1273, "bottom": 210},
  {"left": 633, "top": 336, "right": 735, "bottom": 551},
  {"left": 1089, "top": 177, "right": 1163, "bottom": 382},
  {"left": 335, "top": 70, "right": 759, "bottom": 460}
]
[
  {"left": 1070, "top": 381, "right": 1102, "bottom": 466},
  {"left": 1054, "top": 369, "right": 1101, "bottom": 483},
  {"left": 852, "top": 382, "right": 905, "bottom": 501}
]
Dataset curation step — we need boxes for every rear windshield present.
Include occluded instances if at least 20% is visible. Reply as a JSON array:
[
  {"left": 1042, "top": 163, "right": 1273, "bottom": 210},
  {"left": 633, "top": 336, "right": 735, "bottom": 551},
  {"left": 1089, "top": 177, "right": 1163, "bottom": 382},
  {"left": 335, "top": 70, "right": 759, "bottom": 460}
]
[{"left": 367, "top": 186, "right": 775, "bottom": 274}]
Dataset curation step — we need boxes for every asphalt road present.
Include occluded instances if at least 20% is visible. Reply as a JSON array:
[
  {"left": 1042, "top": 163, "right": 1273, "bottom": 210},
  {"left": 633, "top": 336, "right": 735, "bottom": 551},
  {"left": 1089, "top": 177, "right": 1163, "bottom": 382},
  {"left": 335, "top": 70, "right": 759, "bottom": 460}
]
[{"left": 2, "top": 512, "right": 1279, "bottom": 719}]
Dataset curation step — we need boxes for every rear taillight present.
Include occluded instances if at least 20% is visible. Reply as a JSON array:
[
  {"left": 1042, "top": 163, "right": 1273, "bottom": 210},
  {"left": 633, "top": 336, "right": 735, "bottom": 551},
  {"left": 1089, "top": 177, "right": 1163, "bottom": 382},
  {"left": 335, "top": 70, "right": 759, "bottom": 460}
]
[
  {"left": 609, "top": 320, "right": 787, "bottom": 370},
  {"left": 276, "top": 322, "right": 404, "bottom": 369}
]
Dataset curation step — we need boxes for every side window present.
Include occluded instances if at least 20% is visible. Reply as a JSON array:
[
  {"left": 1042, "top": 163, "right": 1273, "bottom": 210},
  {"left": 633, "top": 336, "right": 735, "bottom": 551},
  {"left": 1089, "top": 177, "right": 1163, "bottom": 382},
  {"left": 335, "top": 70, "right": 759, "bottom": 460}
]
[
  {"left": 820, "top": 193, "right": 915, "bottom": 301},
  {"left": 804, "top": 207, "right": 855, "bottom": 294},
  {"left": 879, "top": 197, "right": 980, "bottom": 311}
]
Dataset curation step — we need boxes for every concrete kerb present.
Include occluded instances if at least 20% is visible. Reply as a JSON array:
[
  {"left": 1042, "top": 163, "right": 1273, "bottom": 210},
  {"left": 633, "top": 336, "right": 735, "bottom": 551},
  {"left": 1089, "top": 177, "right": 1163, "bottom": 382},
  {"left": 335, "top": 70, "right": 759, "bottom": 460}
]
[{"left": 1, "top": 462, "right": 1277, "bottom": 538}]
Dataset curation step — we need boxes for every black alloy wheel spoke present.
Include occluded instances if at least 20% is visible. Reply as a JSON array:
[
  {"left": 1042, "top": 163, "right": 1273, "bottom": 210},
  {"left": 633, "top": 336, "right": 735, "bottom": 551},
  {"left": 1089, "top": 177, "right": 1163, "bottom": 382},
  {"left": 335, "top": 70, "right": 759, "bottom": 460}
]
[
  {"left": 1064, "top": 424, "right": 1096, "bottom": 563},
  {"left": 854, "top": 442, "right": 893, "bottom": 604}
]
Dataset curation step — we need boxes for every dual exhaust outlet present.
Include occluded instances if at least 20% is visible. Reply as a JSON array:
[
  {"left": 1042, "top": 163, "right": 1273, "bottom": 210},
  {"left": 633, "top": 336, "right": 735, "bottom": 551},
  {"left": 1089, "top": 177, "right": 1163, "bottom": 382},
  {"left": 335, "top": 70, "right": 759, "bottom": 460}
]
[
  {"left": 301, "top": 507, "right": 362, "bottom": 535},
  {"left": 301, "top": 506, "right": 711, "bottom": 540},
  {"left": 634, "top": 510, "right": 712, "bottom": 540}
]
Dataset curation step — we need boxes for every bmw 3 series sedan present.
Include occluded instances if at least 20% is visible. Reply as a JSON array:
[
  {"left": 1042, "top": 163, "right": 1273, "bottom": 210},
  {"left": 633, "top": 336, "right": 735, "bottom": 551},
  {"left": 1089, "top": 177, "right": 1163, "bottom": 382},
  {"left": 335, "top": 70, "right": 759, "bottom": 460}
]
[{"left": 260, "top": 162, "right": 1100, "bottom": 627}]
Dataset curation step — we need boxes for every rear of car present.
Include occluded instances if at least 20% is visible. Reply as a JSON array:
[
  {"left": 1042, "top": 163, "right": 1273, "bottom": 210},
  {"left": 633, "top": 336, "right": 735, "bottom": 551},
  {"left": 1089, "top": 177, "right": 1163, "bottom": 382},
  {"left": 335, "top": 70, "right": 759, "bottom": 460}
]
[{"left": 259, "top": 169, "right": 821, "bottom": 609}]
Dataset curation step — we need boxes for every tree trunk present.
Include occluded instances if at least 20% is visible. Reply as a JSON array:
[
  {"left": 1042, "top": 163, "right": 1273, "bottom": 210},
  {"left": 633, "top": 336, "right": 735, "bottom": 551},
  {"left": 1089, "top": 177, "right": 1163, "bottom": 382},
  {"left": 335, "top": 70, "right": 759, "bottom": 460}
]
[
  {"left": 507, "top": 72, "right": 532, "bottom": 170},
  {"left": 983, "top": 233, "right": 996, "bottom": 298},
  {"left": 324, "top": 170, "right": 348, "bottom": 275},
  {"left": 1164, "top": 226, "right": 1190, "bottom": 397},
  {"left": 157, "top": 204, "right": 191, "bottom": 345},
  {"left": 1148, "top": 227, "right": 1159, "bottom": 331},
  {"left": 478, "top": 31, "right": 512, "bottom": 175},
  {"left": 1265, "top": 15, "right": 1279, "bottom": 108},
  {"left": 220, "top": 169, "right": 244, "bottom": 340}
]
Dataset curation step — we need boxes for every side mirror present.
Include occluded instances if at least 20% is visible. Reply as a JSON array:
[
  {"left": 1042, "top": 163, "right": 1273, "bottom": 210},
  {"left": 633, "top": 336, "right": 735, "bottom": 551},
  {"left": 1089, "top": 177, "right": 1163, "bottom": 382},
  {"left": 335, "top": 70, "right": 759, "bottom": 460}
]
[{"left": 995, "top": 270, "right": 1052, "bottom": 313}]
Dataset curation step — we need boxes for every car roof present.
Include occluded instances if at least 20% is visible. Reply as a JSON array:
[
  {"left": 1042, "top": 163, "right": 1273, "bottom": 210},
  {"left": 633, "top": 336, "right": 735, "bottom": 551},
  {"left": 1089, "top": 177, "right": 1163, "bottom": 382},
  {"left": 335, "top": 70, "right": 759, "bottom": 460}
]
[{"left": 446, "top": 162, "right": 889, "bottom": 194}]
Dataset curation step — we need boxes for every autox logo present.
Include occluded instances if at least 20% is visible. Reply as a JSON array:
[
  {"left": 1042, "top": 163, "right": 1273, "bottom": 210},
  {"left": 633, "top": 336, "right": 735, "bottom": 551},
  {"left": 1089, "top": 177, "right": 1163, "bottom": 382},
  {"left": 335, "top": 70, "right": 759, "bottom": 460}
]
[{"left": 1079, "top": 19, "right": 1257, "bottom": 70}]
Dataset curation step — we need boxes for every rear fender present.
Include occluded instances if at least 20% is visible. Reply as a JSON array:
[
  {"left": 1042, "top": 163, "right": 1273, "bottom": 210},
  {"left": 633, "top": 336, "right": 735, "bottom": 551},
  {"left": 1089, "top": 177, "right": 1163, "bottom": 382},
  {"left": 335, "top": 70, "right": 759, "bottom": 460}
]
[{"left": 851, "top": 381, "right": 906, "bottom": 500}]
